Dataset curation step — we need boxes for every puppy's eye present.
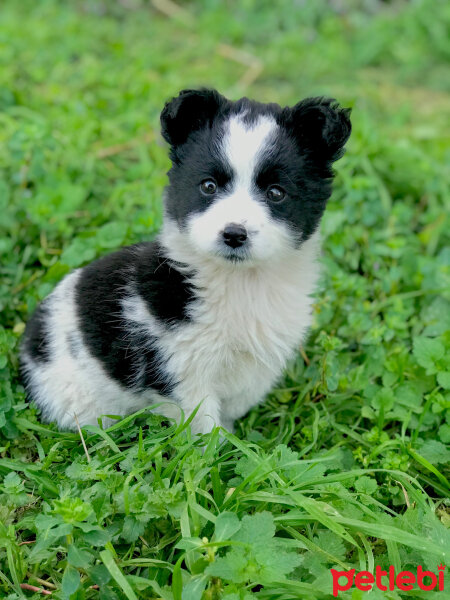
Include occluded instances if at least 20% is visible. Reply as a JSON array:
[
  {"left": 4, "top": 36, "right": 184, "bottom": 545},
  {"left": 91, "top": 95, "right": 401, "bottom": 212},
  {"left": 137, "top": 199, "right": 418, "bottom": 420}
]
[
  {"left": 200, "top": 179, "right": 217, "bottom": 195},
  {"left": 266, "top": 185, "right": 286, "bottom": 203}
]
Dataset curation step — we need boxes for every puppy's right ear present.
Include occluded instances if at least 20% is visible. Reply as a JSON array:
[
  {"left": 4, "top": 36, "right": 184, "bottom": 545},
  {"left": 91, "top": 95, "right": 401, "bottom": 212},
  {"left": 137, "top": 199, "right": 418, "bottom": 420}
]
[{"left": 160, "top": 89, "right": 227, "bottom": 147}]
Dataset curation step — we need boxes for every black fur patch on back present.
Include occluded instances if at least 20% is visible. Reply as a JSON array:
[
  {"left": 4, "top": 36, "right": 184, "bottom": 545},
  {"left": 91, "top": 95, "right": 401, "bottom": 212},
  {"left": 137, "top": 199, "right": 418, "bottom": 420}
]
[
  {"left": 75, "top": 242, "right": 193, "bottom": 393},
  {"left": 22, "top": 300, "right": 51, "bottom": 363}
]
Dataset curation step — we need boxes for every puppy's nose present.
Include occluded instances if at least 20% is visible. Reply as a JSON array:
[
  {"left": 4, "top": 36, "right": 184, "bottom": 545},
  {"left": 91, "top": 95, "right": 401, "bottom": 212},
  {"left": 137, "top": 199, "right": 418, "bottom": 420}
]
[{"left": 222, "top": 224, "right": 248, "bottom": 248}]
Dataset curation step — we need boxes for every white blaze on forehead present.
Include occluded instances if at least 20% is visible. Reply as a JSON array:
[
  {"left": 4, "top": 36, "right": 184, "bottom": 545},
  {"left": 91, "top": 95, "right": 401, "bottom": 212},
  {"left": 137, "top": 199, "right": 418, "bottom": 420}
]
[
  {"left": 222, "top": 114, "right": 277, "bottom": 186},
  {"left": 185, "top": 112, "right": 289, "bottom": 262}
]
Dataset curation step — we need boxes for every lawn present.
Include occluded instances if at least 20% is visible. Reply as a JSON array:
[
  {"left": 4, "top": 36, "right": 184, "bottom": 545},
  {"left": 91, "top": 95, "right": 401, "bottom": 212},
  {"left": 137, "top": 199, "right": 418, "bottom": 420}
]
[{"left": 0, "top": 0, "right": 449, "bottom": 598}]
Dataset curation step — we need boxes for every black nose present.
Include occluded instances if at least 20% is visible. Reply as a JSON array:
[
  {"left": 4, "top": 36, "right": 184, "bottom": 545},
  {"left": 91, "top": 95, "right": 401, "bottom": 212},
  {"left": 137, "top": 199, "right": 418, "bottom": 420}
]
[{"left": 222, "top": 224, "right": 248, "bottom": 248}]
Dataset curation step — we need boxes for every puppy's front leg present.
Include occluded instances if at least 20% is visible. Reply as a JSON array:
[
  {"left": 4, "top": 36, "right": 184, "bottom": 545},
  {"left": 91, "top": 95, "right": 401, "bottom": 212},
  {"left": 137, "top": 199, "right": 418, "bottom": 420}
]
[
  {"left": 220, "top": 416, "right": 236, "bottom": 434},
  {"left": 173, "top": 385, "right": 223, "bottom": 435}
]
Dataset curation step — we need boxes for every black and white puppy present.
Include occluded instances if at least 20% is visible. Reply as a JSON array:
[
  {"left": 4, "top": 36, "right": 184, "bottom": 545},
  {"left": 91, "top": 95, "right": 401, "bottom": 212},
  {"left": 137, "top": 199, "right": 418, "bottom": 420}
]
[{"left": 21, "top": 89, "right": 351, "bottom": 434}]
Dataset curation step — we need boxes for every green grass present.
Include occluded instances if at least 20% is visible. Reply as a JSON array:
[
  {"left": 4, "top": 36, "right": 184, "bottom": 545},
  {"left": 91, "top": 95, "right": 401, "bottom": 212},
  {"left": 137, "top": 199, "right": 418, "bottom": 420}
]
[{"left": 0, "top": 0, "right": 449, "bottom": 598}]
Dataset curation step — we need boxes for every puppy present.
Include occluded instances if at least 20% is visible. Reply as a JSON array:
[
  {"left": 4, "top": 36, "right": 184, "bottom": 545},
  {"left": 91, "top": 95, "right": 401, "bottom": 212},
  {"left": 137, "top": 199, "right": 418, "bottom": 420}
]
[{"left": 20, "top": 89, "right": 351, "bottom": 434}]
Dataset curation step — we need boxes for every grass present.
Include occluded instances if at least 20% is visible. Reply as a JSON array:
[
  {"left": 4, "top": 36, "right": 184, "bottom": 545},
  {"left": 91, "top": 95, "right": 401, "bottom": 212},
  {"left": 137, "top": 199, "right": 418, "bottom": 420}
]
[{"left": 0, "top": 0, "right": 449, "bottom": 598}]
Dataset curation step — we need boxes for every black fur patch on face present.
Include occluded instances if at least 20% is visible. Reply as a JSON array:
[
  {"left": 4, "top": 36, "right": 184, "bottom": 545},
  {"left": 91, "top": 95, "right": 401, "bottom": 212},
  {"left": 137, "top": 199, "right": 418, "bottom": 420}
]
[
  {"left": 253, "top": 130, "right": 332, "bottom": 243},
  {"left": 161, "top": 89, "right": 351, "bottom": 242},
  {"left": 22, "top": 301, "right": 51, "bottom": 363},
  {"left": 164, "top": 118, "right": 234, "bottom": 228},
  {"left": 76, "top": 242, "right": 193, "bottom": 394}
]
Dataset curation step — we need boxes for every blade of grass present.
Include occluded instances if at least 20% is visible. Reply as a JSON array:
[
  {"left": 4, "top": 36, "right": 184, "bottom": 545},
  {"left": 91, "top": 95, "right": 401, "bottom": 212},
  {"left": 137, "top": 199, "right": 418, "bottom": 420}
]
[{"left": 100, "top": 548, "right": 138, "bottom": 600}]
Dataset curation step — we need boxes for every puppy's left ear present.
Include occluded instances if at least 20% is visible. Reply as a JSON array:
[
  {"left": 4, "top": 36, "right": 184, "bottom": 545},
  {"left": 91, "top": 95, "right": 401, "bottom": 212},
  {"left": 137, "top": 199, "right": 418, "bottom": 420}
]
[
  {"left": 160, "top": 88, "right": 227, "bottom": 147},
  {"left": 288, "top": 97, "right": 352, "bottom": 163}
]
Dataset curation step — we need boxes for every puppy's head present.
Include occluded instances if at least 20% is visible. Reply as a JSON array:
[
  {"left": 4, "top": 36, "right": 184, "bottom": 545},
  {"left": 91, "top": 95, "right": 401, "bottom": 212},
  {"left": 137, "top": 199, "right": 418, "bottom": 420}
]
[{"left": 161, "top": 89, "right": 351, "bottom": 265}]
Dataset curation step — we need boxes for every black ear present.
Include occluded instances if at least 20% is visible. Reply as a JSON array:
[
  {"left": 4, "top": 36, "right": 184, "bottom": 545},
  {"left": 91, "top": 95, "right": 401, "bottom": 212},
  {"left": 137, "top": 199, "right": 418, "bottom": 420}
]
[
  {"left": 160, "top": 88, "right": 227, "bottom": 147},
  {"left": 288, "top": 97, "right": 351, "bottom": 162}
]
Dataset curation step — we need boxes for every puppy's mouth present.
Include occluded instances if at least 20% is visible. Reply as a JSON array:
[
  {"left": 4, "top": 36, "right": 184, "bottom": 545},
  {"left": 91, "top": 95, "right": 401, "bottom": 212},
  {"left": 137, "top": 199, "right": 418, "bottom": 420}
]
[{"left": 216, "top": 245, "right": 251, "bottom": 263}]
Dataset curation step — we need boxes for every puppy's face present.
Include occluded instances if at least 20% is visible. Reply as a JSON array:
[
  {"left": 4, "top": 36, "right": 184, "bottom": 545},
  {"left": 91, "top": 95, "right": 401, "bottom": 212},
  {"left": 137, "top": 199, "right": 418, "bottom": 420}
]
[{"left": 161, "top": 89, "right": 351, "bottom": 264}]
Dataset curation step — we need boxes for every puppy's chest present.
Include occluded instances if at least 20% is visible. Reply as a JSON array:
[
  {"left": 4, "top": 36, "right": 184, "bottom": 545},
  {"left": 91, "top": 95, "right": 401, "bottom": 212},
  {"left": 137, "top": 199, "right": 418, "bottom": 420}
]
[{"left": 172, "top": 268, "right": 310, "bottom": 366}]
